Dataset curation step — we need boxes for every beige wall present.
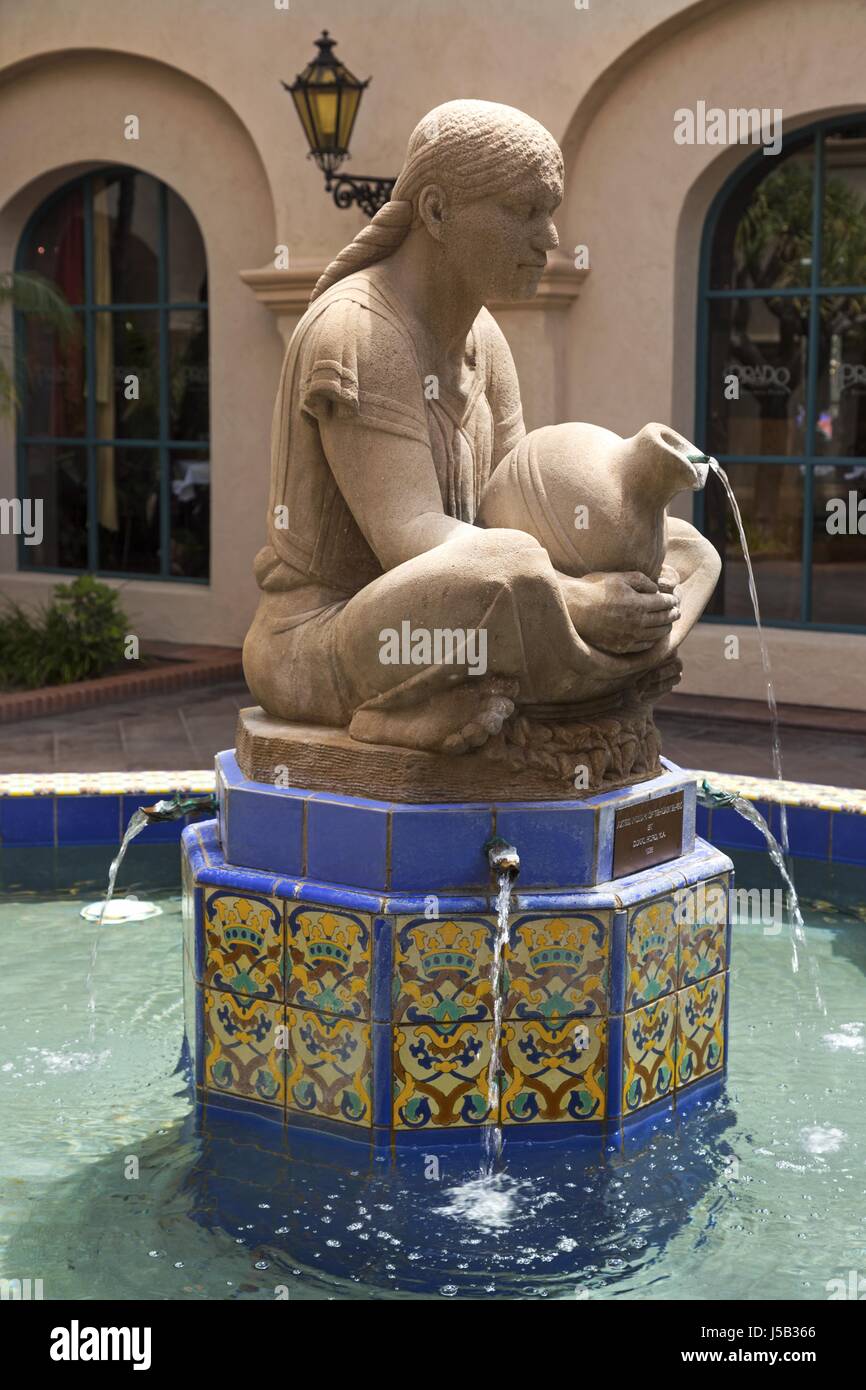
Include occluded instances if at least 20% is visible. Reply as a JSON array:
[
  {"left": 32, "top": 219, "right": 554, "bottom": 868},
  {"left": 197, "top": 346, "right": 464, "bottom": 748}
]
[{"left": 0, "top": 0, "right": 864, "bottom": 705}]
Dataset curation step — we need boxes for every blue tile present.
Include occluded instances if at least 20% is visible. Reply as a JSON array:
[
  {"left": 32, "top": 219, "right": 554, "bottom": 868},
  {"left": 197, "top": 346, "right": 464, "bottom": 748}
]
[
  {"left": 225, "top": 784, "right": 305, "bottom": 877},
  {"left": 122, "top": 794, "right": 182, "bottom": 844},
  {"left": 606, "top": 1012, "right": 624, "bottom": 1119},
  {"left": 372, "top": 1022, "right": 392, "bottom": 1126},
  {"left": 57, "top": 795, "right": 120, "bottom": 846},
  {"left": 609, "top": 910, "right": 627, "bottom": 1015},
  {"left": 390, "top": 805, "right": 492, "bottom": 892},
  {"left": 710, "top": 802, "right": 772, "bottom": 852},
  {"left": 770, "top": 804, "right": 830, "bottom": 860},
  {"left": 383, "top": 893, "right": 491, "bottom": 915},
  {"left": 0, "top": 795, "right": 54, "bottom": 847},
  {"left": 514, "top": 888, "right": 619, "bottom": 912},
  {"left": 293, "top": 880, "right": 384, "bottom": 914},
  {"left": 831, "top": 812, "right": 866, "bottom": 865},
  {"left": 494, "top": 803, "right": 595, "bottom": 888},
  {"left": 307, "top": 797, "right": 389, "bottom": 890},
  {"left": 371, "top": 917, "right": 394, "bottom": 1023}
]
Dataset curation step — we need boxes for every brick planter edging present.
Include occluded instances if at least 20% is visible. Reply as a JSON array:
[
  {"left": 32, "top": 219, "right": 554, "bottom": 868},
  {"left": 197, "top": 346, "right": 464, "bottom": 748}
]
[{"left": 0, "top": 648, "right": 243, "bottom": 724}]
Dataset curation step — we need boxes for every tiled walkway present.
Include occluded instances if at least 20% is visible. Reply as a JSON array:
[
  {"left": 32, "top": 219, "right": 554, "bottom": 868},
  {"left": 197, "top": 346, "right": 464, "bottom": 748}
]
[{"left": 1, "top": 680, "right": 865, "bottom": 790}]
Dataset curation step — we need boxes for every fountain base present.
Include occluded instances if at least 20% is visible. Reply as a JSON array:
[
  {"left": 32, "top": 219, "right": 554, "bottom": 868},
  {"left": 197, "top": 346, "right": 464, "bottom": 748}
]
[{"left": 180, "top": 753, "right": 733, "bottom": 1157}]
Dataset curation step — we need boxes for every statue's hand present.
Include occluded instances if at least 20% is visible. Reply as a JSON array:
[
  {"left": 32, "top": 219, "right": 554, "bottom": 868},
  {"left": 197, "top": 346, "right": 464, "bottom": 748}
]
[{"left": 563, "top": 571, "right": 680, "bottom": 655}]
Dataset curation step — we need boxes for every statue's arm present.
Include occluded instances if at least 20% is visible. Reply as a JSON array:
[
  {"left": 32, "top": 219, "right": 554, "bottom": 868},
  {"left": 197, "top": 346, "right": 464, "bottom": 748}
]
[
  {"left": 318, "top": 409, "right": 519, "bottom": 570},
  {"left": 661, "top": 515, "right": 722, "bottom": 641}
]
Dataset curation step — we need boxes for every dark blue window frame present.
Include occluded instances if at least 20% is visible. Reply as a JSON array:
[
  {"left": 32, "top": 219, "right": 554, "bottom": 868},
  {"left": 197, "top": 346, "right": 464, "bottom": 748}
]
[
  {"left": 14, "top": 166, "right": 210, "bottom": 584},
  {"left": 695, "top": 115, "right": 866, "bottom": 633}
]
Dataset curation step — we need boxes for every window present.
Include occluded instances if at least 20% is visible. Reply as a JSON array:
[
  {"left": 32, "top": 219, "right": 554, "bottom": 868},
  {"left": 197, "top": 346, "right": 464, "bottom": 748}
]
[
  {"left": 696, "top": 118, "right": 866, "bottom": 630},
  {"left": 15, "top": 167, "right": 210, "bottom": 581}
]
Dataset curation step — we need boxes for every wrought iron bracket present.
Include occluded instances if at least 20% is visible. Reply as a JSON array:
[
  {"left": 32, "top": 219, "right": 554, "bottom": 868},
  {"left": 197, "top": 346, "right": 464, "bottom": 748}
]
[{"left": 324, "top": 172, "right": 396, "bottom": 218}]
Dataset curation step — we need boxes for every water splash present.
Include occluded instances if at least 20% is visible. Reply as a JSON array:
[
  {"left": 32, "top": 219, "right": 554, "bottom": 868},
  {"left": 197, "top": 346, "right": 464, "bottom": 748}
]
[
  {"left": 706, "top": 460, "right": 823, "bottom": 1010},
  {"left": 482, "top": 872, "right": 513, "bottom": 1174},
  {"left": 708, "top": 460, "right": 788, "bottom": 827},
  {"left": 84, "top": 809, "right": 150, "bottom": 1037}
]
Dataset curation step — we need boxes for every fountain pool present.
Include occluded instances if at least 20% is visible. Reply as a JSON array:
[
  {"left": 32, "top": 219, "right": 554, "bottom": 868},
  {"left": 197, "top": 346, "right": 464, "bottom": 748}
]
[{"left": 1, "top": 839, "right": 864, "bottom": 1302}]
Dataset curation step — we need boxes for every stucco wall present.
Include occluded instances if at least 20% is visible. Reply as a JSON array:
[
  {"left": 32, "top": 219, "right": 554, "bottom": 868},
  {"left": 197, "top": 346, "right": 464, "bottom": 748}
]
[{"left": 0, "top": 0, "right": 863, "bottom": 707}]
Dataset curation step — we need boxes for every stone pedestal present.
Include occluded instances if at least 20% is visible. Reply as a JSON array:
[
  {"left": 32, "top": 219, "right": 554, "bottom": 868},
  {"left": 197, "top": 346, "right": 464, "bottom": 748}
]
[{"left": 181, "top": 750, "right": 732, "bottom": 1157}]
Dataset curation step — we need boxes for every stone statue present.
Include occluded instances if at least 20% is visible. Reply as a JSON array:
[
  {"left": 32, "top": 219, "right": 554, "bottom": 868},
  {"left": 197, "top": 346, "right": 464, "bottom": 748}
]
[{"left": 240, "top": 99, "right": 720, "bottom": 799}]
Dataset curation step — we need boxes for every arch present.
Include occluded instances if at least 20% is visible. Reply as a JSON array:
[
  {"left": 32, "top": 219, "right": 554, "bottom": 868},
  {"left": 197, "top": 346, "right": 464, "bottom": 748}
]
[
  {"left": 14, "top": 164, "right": 211, "bottom": 580},
  {"left": 692, "top": 112, "right": 866, "bottom": 633},
  {"left": 0, "top": 47, "right": 281, "bottom": 644}
]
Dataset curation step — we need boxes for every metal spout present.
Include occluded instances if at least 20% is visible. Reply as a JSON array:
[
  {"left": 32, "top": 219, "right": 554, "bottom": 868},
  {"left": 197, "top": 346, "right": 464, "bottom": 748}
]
[
  {"left": 483, "top": 835, "right": 520, "bottom": 881},
  {"left": 141, "top": 793, "right": 217, "bottom": 822}
]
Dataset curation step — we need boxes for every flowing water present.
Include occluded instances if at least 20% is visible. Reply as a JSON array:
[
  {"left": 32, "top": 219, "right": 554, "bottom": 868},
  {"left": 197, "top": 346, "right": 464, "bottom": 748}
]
[
  {"left": 707, "top": 460, "right": 820, "bottom": 1004},
  {"left": 708, "top": 460, "right": 789, "bottom": 838},
  {"left": 1, "top": 860, "right": 864, "bottom": 1301},
  {"left": 84, "top": 808, "right": 151, "bottom": 1036},
  {"left": 482, "top": 871, "right": 514, "bottom": 1174}
]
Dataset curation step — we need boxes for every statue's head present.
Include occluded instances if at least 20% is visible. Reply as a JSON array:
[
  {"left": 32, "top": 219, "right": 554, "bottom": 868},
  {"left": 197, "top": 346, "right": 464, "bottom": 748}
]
[
  {"left": 310, "top": 100, "right": 564, "bottom": 304},
  {"left": 396, "top": 100, "right": 564, "bottom": 302}
]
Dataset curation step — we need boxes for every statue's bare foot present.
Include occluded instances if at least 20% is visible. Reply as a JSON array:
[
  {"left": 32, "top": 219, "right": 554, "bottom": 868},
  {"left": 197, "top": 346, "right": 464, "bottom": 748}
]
[{"left": 349, "top": 677, "right": 518, "bottom": 754}]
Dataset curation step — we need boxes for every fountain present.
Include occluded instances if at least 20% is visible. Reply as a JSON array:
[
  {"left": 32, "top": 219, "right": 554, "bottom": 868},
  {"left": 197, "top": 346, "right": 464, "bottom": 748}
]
[{"left": 179, "top": 99, "right": 735, "bottom": 1158}]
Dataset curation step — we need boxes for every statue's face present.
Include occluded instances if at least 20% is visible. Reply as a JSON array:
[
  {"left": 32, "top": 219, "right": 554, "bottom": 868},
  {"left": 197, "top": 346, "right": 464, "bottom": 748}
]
[{"left": 442, "top": 175, "right": 561, "bottom": 302}]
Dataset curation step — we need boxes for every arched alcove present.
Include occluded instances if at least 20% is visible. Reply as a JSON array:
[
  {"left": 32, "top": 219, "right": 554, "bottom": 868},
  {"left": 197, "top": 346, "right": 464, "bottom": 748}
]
[{"left": 0, "top": 49, "right": 280, "bottom": 645}]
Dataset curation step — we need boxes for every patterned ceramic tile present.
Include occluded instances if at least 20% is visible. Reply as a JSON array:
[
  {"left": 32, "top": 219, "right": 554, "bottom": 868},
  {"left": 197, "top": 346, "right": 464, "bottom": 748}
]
[
  {"left": 203, "top": 890, "right": 284, "bottom": 1001},
  {"left": 626, "top": 894, "right": 678, "bottom": 1008},
  {"left": 505, "top": 912, "right": 609, "bottom": 1021},
  {"left": 393, "top": 1020, "right": 494, "bottom": 1128},
  {"left": 501, "top": 1016, "right": 606, "bottom": 1124},
  {"left": 622, "top": 997, "right": 676, "bottom": 1114},
  {"left": 677, "top": 875, "right": 728, "bottom": 987},
  {"left": 393, "top": 915, "right": 495, "bottom": 1023},
  {"left": 676, "top": 975, "right": 726, "bottom": 1089},
  {"left": 285, "top": 1007, "right": 372, "bottom": 1126},
  {"left": 286, "top": 905, "right": 371, "bottom": 1019},
  {"left": 203, "top": 988, "right": 285, "bottom": 1108},
  {"left": 181, "top": 851, "right": 198, "bottom": 979}
]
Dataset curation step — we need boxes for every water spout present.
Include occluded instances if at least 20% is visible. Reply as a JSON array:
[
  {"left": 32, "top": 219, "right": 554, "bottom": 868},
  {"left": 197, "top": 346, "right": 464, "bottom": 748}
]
[
  {"left": 481, "top": 837, "right": 520, "bottom": 1175},
  {"left": 484, "top": 836, "right": 520, "bottom": 881}
]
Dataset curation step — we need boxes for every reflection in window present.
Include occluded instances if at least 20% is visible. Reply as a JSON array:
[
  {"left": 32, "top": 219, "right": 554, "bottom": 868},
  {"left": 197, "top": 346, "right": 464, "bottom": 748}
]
[
  {"left": 698, "top": 120, "right": 866, "bottom": 629},
  {"left": 15, "top": 168, "right": 210, "bottom": 581}
]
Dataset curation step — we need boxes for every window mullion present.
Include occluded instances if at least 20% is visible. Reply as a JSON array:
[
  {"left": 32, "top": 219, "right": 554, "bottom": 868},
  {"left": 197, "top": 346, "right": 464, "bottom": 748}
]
[
  {"left": 801, "top": 129, "right": 826, "bottom": 625},
  {"left": 83, "top": 175, "right": 98, "bottom": 575},
  {"left": 158, "top": 181, "right": 170, "bottom": 580}
]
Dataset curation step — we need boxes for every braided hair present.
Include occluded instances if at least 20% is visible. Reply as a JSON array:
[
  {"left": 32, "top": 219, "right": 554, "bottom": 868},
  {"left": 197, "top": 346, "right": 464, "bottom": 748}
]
[{"left": 310, "top": 98, "right": 563, "bottom": 303}]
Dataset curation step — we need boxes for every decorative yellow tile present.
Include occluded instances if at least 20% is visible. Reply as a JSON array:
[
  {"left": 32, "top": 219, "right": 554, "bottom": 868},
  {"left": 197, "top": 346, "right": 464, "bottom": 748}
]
[
  {"left": 501, "top": 1016, "right": 606, "bottom": 1124},
  {"left": 677, "top": 875, "right": 728, "bottom": 987},
  {"left": 676, "top": 975, "right": 726, "bottom": 1088},
  {"left": 622, "top": 997, "right": 676, "bottom": 1115},
  {"left": 506, "top": 911, "right": 609, "bottom": 1021},
  {"left": 286, "top": 904, "right": 371, "bottom": 1019},
  {"left": 626, "top": 894, "right": 678, "bottom": 1008},
  {"left": 203, "top": 890, "right": 284, "bottom": 1001},
  {"left": 393, "top": 915, "right": 495, "bottom": 1023},
  {"left": 393, "top": 1020, "right": 493, "bottom": 1129},
  {"left": 285, "top": 1007, "right": 372, "bottom": 1126},
  {"left": 203, "top": 989, "right": 284, "bottom": 1108}
]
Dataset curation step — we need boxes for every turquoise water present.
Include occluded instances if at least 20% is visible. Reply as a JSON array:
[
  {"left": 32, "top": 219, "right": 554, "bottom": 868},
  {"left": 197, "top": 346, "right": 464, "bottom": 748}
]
[{"left": 1, "top": 854, "right": 865, "bottom": 1301}]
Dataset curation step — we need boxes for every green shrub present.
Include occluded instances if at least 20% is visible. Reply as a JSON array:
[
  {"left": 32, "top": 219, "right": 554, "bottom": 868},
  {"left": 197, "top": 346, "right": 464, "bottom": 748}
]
[{"left": 0, "top": 576, "right": 129, "bottom": 689}]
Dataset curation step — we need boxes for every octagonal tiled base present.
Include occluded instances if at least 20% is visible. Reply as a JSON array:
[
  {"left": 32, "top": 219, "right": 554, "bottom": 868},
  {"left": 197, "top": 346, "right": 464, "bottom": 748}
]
[{"left": 182, "top": 792, "right": 732, "bottom": 1154}]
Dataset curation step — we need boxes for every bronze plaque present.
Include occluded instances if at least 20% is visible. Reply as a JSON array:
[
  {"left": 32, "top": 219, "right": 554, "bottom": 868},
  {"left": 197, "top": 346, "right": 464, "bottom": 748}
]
[{"left": 612, "top": 790, "right": 684, "bottom": 879}]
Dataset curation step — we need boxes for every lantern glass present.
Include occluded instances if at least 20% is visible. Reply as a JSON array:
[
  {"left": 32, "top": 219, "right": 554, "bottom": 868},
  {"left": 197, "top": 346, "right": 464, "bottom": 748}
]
[
  {"left": 337, "top": 86, "right": 362, "bottom": 150},
  {"left": 287, "top": 33, "right": 369, "bottom": 167},
  {"left": 312, "top": 90, "right": 340, "bottom": 146}
]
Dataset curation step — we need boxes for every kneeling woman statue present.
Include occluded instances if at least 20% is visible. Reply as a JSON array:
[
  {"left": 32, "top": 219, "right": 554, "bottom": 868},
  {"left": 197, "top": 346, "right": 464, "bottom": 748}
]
[{"left": 242, "top": 99, "right": 719, "bottom": 795}]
